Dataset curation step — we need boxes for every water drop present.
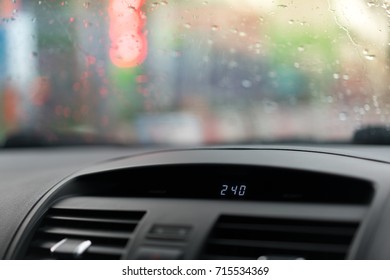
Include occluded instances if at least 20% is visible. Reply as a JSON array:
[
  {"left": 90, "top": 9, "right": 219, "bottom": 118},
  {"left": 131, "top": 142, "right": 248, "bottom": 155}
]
[
  {"left": 288, "top": 19, "right": 294, "bottom": 24},
  {"left": 241, "top": 80, "right": 252, "bottom": 88},
  {"left": 297, "top": 46, "right": 305, "bottom": 52},
  {"left": 211, "top": 25, "right": 219, "bottom": 31},
  {"left": 160, "top": 0, "right": 168, "bottom": 5},
  {"left": 333, "top": 73, "right": 340, "bottom": 79},
  {"left": 294, "top": 62, "right": 300, "bottom": 68},
  {"left": 239, "top": 31, "right": 247, "bottom": 37},
  {"left": 382, "top": 2, "right": 390, "bottom": 13},
  {"left": 364, "top": 54, "right": 376, "bottom": 61},
  {"left": 263, "top": 101, "right": 278, "bottom": 113},
  {"left": 342, "top": 74, "right": 349, "bottom": 80},
  {"left": 339, "top": 112, "right": 347, "bottom": 121},
  {"left": 268, "top": 71, "right": 277, "bottom": 78},
  {"left": 184, "top": 23, "right": 191, "bottom": 29},
  {"left": 228, "top": 61, "right": 238, "bottom": 69},
  {"left": 278, "top": 4, "right": 288, "bottom": 8}
]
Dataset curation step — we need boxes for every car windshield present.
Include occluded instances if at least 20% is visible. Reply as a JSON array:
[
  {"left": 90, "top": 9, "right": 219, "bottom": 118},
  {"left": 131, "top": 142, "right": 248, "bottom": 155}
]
[{"left": 0, "top": 0, "right": 389, "bottom": 146}]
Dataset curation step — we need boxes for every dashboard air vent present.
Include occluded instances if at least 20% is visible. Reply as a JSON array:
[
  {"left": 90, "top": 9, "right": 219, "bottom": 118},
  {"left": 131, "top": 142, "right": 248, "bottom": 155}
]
[
  {"left": 24, "top": 207, "right": 145, "bottom": 259},
  {"left": 202, "top": 215, "right": 359, "bottom": 260}
]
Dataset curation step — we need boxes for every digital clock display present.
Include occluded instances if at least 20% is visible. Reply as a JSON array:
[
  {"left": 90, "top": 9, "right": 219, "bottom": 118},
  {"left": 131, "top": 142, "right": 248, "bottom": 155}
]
[{"left": 220, "top": 184, "right": 247, "bottom": 197}]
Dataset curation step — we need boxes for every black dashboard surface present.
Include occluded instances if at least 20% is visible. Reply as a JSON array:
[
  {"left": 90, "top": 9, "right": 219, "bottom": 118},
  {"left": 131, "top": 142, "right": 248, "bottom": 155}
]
[{"left": 2, "top": 145, "right": 390, "bottom": 260}]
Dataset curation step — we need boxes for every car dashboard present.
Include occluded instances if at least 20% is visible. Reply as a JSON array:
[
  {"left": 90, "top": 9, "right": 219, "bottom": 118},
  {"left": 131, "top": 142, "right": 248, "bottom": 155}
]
[{"left": 1, "top": 145, "right": 390, "bottom": 260}]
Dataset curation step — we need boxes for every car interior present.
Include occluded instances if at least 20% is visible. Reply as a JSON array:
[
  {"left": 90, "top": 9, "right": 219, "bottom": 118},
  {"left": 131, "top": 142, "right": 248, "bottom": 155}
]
[{"left": 1, "top": 0, "right": 390, "bottom": 260}]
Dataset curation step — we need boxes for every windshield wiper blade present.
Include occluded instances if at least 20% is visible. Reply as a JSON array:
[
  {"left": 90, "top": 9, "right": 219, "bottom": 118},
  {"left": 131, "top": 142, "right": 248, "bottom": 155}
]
[
  {"left": 2, "top": 131, "right": 48, "bottom": 148},
  {"left": 352, "top": 125, "right": 390, "bottom": 145},
  {"left": 1, "top": 130, "right": 114, "bottom": 148}
]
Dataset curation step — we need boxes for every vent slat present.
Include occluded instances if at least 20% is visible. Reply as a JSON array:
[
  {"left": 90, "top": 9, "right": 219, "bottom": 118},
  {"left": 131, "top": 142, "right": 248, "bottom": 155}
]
[
  {"left": 23, "top": 207, "right": 145, "bottom": 260},
  {"left": 207, "top": 238, "right": 348, "bottom": 254},
  {"left": 202, "top": 254, "right": 248, "bottom": 260},
  {"left": 30, "top": 240, "right": 57, "bottom": 250},
  {"left": 216, "top": 223, "right": 356, "bottom": 236},
  {"left": 86, "top": 245, "right": 124, "bottom": 256},
  {"left": 50, "top": 208, "right": 145, "bottom": 220},
  {"left": 46, "top": 215, "right": 141, "bottom": 225},
  {"left": 38, "top": 227, "right": 131, "bottom": 240},
  {"left": 43, "top": 218, "right": 139, "bottom": 232},
  {"left": 202, "top": 215, "right": 359, "bottom": 260}
]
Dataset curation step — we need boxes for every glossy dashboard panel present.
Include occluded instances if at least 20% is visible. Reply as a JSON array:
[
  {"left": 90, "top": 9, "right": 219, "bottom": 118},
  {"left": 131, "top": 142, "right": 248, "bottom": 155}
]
[{"left": 2, "top": 146, "right": 390, "bottom": 259}]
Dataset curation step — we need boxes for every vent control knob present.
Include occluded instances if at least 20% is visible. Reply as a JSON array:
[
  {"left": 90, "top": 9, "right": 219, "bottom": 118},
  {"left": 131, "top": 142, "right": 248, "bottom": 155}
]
[{"left": 50, "top": 238, "right": 92, "bottom": 259}]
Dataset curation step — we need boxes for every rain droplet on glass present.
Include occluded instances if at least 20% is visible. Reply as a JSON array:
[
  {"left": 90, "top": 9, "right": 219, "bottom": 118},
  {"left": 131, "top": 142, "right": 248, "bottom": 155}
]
[
  {"left": 364, "top": 54, "right": 376, "bottom": 61},
  {"left": 339, "top": 112, "right": 347, "bottom": 121},
  {"left": 241, "top": 80, "right": 252, "bottom": 88},
  {"left": 211, "top": 25, "right": 219, "bottom": 31}
]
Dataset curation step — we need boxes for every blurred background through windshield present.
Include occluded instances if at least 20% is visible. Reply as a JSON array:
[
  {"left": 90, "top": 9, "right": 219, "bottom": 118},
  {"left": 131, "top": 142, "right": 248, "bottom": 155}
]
[{"left": 0, "top": 0, "right": 390, "bottom": 145}]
